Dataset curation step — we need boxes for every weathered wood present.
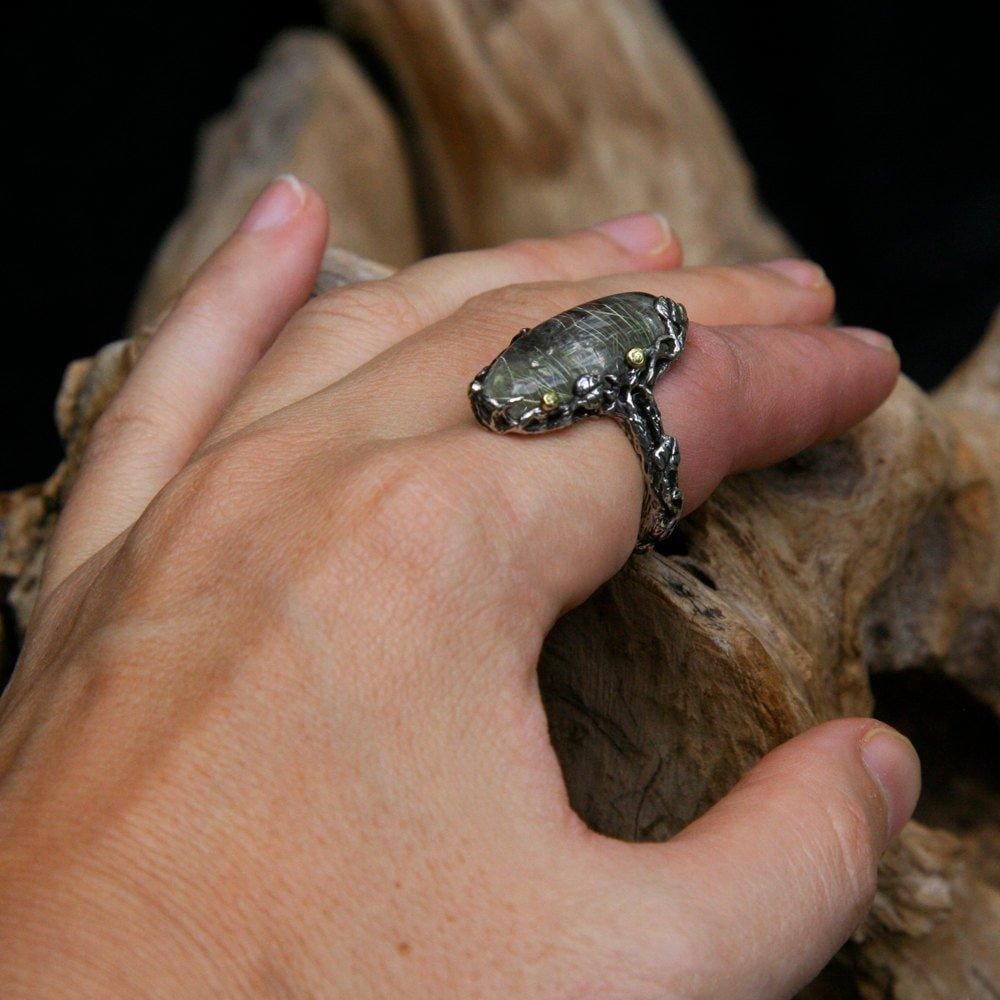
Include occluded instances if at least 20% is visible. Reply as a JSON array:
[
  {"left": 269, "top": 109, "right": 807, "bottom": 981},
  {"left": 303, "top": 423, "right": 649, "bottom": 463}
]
[
  {"left": 331, "top": 0, "right": 792, "bottom": 264},
  {"left": 2, "top": 3, "right": 996, "bottom": 995},
  {"left": 128, "top": 29, "right": 420, "bottom": 340},
  {"left": 540, "top": 373, "right": 999, "bottom": 997}
]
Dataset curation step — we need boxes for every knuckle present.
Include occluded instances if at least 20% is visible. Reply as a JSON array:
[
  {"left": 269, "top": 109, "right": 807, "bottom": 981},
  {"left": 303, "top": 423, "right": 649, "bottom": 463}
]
[
  {"left": 695, "top": 263, "right": 787, "bottom": 316},
  {"left": 105, "top": 431, "right": 297, "bottom": 617},
  {"left": 733, "top": 262, "right": 781, "bottom": 294},
  {"left": 819, "top": 790, "right": 881, "bottom": 917},
  {"left": 691, "top": 327, "right": 756, "bottom": 465},
  {"left": 302, "top": 277, "right": 420, "bottom": 335},
  {"left": 146, "top": 431, "right": 287, "bottom": 546},
  {"left": 503, "top": 237, "right": 575, "bottom": 282},
  {"left": 85, "top": 396, "right": 166, "bottom": 468},
  {"left": 326, "top": 432, "right": 533, "bottom": 617},
  {"left": 105, "top": 429, "right": 305, "bottom": 613},
  {"left": 570, "top": 888, "right": 710, "bottom": 997},
  {"left": 717, "top": 330, "right": 755, "bottom": 408},
  {"left": 173, "top": 274, "right": 229, "bottom": 331},
  {"left": 460, "top": 281, "right": 571, "bottom": 335},
  {"left": 691, "top": 264, "right": 753, "bottom": 298},
  {"left": 799, "top": 331, "right": 845, "bottom": 437},
  {"left": 341, "top": 442, "right": 488, "bottom": 573}
]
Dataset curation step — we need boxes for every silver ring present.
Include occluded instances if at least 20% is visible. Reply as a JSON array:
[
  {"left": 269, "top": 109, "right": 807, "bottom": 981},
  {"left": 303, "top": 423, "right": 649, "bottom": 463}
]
[{"left": 468, "top": 292, "right": 687, "bottom": 551}]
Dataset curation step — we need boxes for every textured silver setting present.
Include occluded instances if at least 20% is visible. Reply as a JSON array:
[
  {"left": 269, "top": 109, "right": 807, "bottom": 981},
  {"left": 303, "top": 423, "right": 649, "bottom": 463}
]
[{"left": 469, "top": 292, "right": 687, "bottom": 551}]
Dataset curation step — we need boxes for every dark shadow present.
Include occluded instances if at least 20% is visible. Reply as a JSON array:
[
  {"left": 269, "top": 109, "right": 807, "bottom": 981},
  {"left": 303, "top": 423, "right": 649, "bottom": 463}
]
[{"left": 871, "top": 668, "right": 1000, "bottom": 832}]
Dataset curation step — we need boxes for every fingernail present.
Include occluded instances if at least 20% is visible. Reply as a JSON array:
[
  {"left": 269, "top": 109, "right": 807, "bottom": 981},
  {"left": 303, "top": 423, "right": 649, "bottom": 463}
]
[
  {"left": 592, "top": 211, "right": 672, "bottom": 256},
  {"left": 759, "top": 258, "right": 828, "bottom": 290},
  {"left": 238, "top": 174, "right": 306, "bottom": 233},
  {"left": 839, "top": 326, "right": 897, "bottom": 354},
  {"left": 860, "top": 727, "right": 921, "bottom": 842}
]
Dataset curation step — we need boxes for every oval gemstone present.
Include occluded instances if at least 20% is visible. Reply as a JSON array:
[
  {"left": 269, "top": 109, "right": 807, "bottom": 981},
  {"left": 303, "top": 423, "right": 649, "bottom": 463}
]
[{"left": 479, "top": 292, "right": 663, "bottom": 424}]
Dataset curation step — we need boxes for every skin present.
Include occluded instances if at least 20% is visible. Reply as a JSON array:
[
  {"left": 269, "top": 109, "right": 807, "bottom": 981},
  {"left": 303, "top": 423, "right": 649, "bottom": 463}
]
[{"left": 0, "top": 179, "right": 920, "bottom": 998}]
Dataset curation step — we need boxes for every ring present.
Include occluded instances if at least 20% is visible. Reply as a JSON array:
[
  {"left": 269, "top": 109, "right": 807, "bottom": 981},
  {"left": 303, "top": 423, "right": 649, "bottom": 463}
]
[{"left": 468, "top": 292, "right": 687, "bottom": 551}]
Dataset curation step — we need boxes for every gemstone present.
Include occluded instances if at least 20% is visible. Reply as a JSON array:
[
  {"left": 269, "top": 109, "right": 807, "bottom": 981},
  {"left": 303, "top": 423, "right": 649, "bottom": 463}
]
[{"left": 478, "top": 292, "right": 665, "bottom": 427}]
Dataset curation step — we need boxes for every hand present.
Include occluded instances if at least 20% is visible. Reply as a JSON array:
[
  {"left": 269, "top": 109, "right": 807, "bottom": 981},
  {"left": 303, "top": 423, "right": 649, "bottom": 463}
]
[{"left": 0, "top": 177, "right": 918, "bottom": 998}]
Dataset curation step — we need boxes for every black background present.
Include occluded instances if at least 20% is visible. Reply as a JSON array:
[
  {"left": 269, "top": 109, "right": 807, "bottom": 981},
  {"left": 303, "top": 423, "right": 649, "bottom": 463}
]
[{"left": 4, "top": 1, "right": 998, "bottom": 490}]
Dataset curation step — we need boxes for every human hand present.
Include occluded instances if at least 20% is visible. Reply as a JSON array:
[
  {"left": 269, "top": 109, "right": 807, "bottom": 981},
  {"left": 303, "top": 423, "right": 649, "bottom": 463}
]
[{"left": 0, "top": 177, "right": 918, "bottom": 998}]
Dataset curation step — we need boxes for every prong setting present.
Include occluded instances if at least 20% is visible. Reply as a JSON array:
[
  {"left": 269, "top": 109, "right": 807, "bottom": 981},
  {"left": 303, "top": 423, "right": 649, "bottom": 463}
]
[{"left": 468, "top": 292, "right": 687, "bottom": 549}]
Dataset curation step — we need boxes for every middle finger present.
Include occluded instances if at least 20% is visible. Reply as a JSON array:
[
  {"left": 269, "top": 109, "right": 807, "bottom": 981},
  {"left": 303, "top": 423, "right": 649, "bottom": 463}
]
[{"left": 290, "top": 263, "right": 835, "bottom": 442}]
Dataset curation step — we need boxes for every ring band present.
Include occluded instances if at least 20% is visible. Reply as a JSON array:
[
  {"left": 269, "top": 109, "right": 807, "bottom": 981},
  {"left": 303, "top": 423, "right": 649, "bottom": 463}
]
[{"left": 468, "top": 292, "right": 687, "bottom": 551}]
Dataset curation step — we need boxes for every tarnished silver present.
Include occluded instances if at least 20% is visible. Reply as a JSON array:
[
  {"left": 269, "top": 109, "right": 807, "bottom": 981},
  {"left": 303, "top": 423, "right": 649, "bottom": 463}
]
[{"left": 469, "top": 292, "right": 687, "bottom": 551}]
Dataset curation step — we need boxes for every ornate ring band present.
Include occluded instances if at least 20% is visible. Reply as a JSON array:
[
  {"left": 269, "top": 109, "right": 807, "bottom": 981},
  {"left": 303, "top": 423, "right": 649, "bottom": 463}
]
[{"left": 468, "top": 292, "right": 687, "bottom": 551}]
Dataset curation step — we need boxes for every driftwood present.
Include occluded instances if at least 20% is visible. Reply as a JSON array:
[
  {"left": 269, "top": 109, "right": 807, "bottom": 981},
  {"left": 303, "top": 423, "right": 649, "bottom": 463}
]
[
  {"left": 331, "top": 0, "right": 792, "bottom": 264},
  {"left": 1, "top": 2, "right": 996, "bottom": 996},
  {"left": 128, "top": 29, "right": 420, "bottom": 340}
]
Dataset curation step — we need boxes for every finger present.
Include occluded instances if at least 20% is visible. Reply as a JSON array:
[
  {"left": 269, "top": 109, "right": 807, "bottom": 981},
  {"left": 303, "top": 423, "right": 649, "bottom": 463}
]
[
  {"left": 204, "top": 213, "right": 683, "bottom": 444},
  {"left": 285, "top": 261, "right": 837, "bottom": 446},
  {"left": 502, "top": 321, "right": 899, "bottom": 611},
  {"left": 41, "top": 175, "right": 328, "bottom": 600},
  {"left": 580, "top": 258, "right": 834, "bottom": 326},
  {"left": 595, "top": 719, "right": 920, "bottom": 999},
  {"left": 313, "top": 319, "right": 898, "bottom": 629}
]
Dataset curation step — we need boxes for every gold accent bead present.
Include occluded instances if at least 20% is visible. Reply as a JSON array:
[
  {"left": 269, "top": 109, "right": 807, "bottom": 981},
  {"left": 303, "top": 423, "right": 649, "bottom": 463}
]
[
  {"left": 626, "top": 347, "right": 646, "bottom": 369},
  {"left": 540, "top": 390, "right": 559, "bottom": 411}
]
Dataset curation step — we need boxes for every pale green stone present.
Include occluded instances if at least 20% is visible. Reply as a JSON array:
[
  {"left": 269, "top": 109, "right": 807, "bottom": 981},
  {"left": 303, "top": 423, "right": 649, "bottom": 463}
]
[{"left": 480, "top": 292, "right": 662, "bottom": 424}]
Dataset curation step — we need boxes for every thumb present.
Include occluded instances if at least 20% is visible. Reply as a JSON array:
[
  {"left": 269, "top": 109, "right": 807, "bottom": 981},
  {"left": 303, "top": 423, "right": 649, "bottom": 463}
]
[{"left": 609, "top": 719, "right": 921, "bottom": 999}]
